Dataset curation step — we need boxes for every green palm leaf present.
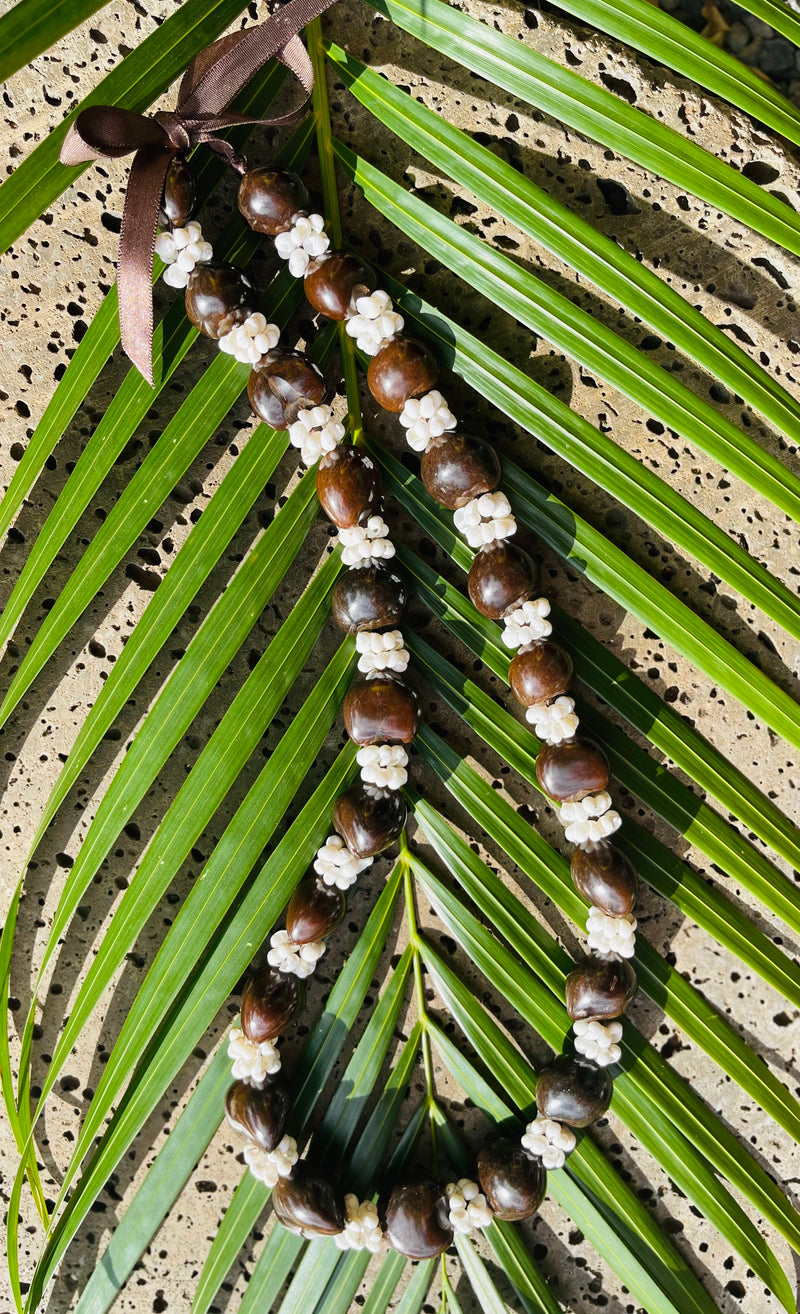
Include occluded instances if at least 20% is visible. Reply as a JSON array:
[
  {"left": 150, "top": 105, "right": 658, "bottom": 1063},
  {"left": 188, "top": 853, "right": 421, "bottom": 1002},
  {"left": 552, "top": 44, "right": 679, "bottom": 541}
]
[{"left": 5, "top": 1, "right": 800, "bottom": 1310}]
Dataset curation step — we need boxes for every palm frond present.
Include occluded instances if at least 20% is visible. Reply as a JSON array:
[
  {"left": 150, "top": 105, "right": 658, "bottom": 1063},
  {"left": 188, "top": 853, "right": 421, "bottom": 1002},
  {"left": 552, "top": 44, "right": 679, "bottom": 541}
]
[{"left": 3, "top": 1, "right": 800, "bottom": 1310}]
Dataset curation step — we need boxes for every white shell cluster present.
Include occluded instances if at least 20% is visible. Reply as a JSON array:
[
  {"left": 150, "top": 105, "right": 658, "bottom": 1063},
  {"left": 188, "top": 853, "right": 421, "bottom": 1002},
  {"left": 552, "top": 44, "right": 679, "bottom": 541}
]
[
  {"left": 345, "top": 290, "right": 404, "bottom": 355},
  {"left": 560, "top": 791, "right": 622, "bottom": 844},
  {"left": 355, "top": 629, "right": 409, "bottom": 675},
  {"left": 453, "top": 491, "right": 516, "bottom": 549},
  {"left": 334, "top": 1194, "right": 383, "bottom": 1251},
  {"left": 399, "top": 390, "right": 457, "bottom": 452},
  {"left": 155, "top": 221, "right": 213, "bottom": 288},
  {"left": 445, "top": 1179, "right": 493, "bottom": 1232},
  {"left": 288, "top": 403, "right": 345, "bottom": 467},
  {"left": 586, "top": 907, "right": 637, "bottom": 958},
  {"left": 267, "top": 928, "right": 326, "bottom": 978},
  {"left": 573, "top": 1018, "right": 623, "bottom": 1067},
  {"left": 357, "top": 744, "right": 408, "bottom": 790},
  {"left": 338, "top": 514, "right": 395, "bottom": 566},
  {"left": 525, "top": 694, "right": 580, "bottom": 745},
  {"left": 314, "top": 835, "right": 372, "bottom": 890},
  {"left": 521, "top": 1114, "right": 576, "bottom": 1170},
  {"left": 501, "top": 598, "right": 553, "bottom": 649},
  {"left": 218, "top": 312, "right": 280, "bottom": 366},
  {"left": 243, "top": 1134, "right": 298, "bottom": 1187},
  {"left": 227, "top": 1027, "right": 280, "bottom": 1085},
  {"left": 274, "top": 213, "right": 330, "bottom": 277}
]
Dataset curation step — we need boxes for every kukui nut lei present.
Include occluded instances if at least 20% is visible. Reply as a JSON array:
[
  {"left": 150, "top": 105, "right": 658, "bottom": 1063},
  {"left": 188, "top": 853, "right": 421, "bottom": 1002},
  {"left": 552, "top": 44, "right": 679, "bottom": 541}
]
[{"left": 151, "top": 154, "right": 641, "bottom": 1258}]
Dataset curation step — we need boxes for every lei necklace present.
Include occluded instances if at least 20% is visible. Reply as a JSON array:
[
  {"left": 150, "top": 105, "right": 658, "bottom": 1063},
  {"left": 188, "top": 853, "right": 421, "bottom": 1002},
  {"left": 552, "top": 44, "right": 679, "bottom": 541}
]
[{"left": 121, "top": 143, "right": 639, "bottom": 1254}]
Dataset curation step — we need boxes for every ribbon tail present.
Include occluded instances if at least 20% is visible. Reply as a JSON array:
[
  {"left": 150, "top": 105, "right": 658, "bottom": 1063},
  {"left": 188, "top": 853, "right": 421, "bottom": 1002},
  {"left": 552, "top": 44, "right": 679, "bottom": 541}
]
[{"left": 118, "top": 146, "right": 173, "bottom": 387}]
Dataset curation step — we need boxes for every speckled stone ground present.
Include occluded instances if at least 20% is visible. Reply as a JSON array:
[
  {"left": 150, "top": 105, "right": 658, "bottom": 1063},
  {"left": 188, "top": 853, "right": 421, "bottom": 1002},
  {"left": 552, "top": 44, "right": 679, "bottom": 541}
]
[{"left": 1, "top": 0, "right": 800, "bottom": 1311}]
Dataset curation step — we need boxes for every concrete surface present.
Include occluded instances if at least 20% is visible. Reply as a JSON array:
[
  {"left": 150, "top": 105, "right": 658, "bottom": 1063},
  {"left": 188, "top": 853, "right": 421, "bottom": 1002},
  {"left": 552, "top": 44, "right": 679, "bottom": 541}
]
[{"left": 1, "top": 0, "right": 799, "bottom": 1310}]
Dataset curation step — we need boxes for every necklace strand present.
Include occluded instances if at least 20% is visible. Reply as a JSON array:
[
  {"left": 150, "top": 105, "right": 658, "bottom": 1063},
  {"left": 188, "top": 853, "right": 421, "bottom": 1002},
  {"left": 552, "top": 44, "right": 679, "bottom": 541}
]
[{"left": 149, "top": 148, "right": 641, "bottom": 1255}]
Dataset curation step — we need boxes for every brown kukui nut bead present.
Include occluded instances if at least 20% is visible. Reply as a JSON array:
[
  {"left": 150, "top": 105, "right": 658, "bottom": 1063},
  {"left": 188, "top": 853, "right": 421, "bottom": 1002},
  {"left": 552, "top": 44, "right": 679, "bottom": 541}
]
[
  {"left": 343, "top": 674, "right": 421, "bottom": 746},
  {"left": 331, "top": 562, "right": 409, "bottom": 633},
  {"left": 286, "top": 878, "right": 346, "bottom": 944},
  {"left": 467, "top": 542, "right": 538, "bottom": 619},
  {"left": 367, "top": 336, "right": 439, "bottom": 413},
  {"left": 565, "top": 954, "right": 637, "bottom": 1022},
  {"left": 161, "top": 157, "right": 196, "bottom": 227},
  {"left": 383, "top": 1180, "right": 453, "bottom": 1259},
  {"left": 304, "top": 251, "right": 376, "bottom": 320},
  {"left": 224, "top": 1077, "right": 290, "bottom": 1152},
  {"left": 536, "top": 1055, "right": 613, "bottom": 1128},
  {"left": 248, "top": 350, "right": 326, "bottom": 430},
  {"left": 272, "top": 1163, "right": 346, "bottom": 1238},
  {"left": 420, "top": 433, "right": 502, "bottom": 510},
  {"left": 333, "top": 783, "right": 406, "bottom": 858},
  {"left": 316, "top": 447, "right": 382, "bottom": 528},
  {"left": 571, "top": 841, "right": 638, "bottom": 916},
  {"left": 240, "top": 966, "right": 304, "bottom": 1044},
  {"left": 536, "top": 738, "right": 609, "bottom": 803},
  {"left": 477, "top": 1139, "right": 546, "bottom": 1222},
  {"left": 237, "top": 166, "right": 309, "bottom": 235},
  {"left": 509, "top": 640, "right": 574, "bottom": 707},
  {"left": 185, "top": 263, "right": 256, "bottom": 339}
]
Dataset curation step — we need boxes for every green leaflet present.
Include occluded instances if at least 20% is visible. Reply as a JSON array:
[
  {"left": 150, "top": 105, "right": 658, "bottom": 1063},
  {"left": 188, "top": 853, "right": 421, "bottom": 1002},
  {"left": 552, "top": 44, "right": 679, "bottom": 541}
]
[
  {"left": 542, "top": 0, "right": 800, "bottom": 145},
  {"left": 367, "top": 0, "right": 800, "bottom": 256},
  {"left": 325, "top": 41, "right": 800, "bottom": 447},
  {"left": 72, "top": 1043, "right": 232, "bottom": 1314},
  {"left": 0, "top": 0, "right": 253, "bottom": 251},
  {"left": 0, "top": 0, "right": 107, "bottom": 80}
]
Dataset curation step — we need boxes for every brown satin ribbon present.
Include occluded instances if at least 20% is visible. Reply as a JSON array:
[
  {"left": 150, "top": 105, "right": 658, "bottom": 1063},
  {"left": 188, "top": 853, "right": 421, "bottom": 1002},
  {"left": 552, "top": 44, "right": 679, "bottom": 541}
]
[{"left": 59, "top": 0, "right": 341, "bottom": 384}]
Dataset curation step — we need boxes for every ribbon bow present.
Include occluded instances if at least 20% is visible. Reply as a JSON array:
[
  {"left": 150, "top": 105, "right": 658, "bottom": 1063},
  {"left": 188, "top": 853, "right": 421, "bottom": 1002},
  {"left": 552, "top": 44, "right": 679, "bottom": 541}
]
[{"left": 60, "top": 0, "right": 339, "bottom": 384}]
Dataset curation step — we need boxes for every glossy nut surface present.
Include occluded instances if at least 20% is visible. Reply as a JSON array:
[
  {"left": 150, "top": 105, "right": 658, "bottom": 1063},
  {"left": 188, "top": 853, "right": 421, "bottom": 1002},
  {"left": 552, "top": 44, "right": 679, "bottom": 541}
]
[
  {"left": 571, "top": 841, "right": 638, "bottom": 916},
  {"left": 477, "top": 1140, "right": 546, "bottom": 1221},
  {"left": 467, "top": 543, "right": 538, "bottom": 619},
  {"left": 248, "top": 350, "right": 326, "bottom": 430},
  {"left": 367, "top": 336, "right": 439, "bottom": 413},
  {"left": 509, "top": 641, "right": 573, "bottom": 707},
  {"left": 286, "top": 878, "right": 346, "bottom": 944},
  {"left": 240, "top": 967, "right": 304, "bottom": 1044},
  {"left": 565, "top": 955, "right": 638, "bottom": 1022},
  {"left": 161, "top": 157, "right": 196, "bottom": 226},
  {"left": 383, "top": 1181, "right": 453, "bottom": 1259},
  {"left": 343, "top": 675, "right": 421, "bottom": 746},
  {"left": 238, "top": 166, "right": 309, "bottom": 235},
  {"left": 536, "top": 739, "right": 609, "bottom": 803},
  {"left": 304, "top": 251, "right": 376, "bottom": 320},
  {"left": 420, "top": 433, "right": 502, "bottom": 510},
  {"left": 272, "top": 1163, "right": 346, "bottom": 1238},
  {"left": 224, "top": 1078, "right": 290, "bottom": 1152},
  {"left": 333, "top": 783, "right": 406, "bottom": 858},
  {"left": 185, "top": 263, "right": 256, "bottom": 339},
  {"left": 331, "top": 563, "right": 409, "bottom": 633},
  {"left": 316, "top": 447, "right": 381, "bottom": 528},
  {"left": 536, "top": 1056, "right": 613, "bottom": 1128}
]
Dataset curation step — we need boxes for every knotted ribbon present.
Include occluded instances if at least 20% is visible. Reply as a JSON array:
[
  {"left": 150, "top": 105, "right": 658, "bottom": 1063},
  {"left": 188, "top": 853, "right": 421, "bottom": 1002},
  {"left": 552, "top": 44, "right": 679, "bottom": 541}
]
[{"left": 60, "top": 0, "right": 340, "bottom": 384}]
